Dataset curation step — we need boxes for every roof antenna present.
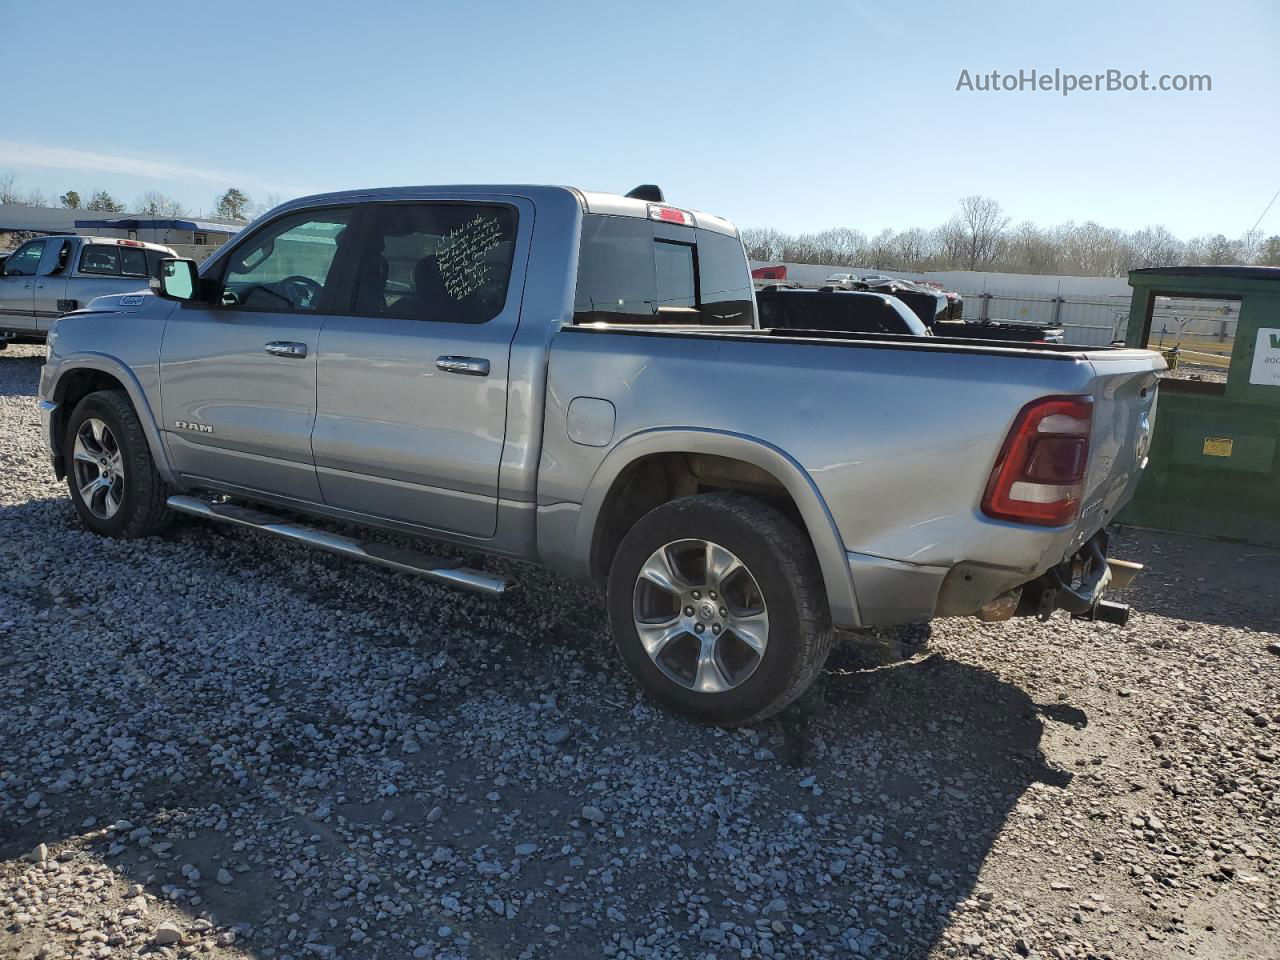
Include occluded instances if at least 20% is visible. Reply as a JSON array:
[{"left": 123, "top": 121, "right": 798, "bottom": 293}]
[{"left": 625, "top": 184, "right": 665, "bottom": 202}]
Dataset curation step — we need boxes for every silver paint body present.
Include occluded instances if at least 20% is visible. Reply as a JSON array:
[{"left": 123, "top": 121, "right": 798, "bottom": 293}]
[
  {"left": 0, "top": 236, "right": 175, "bottom": 336},
  {"left": 39, "top": 185, "right": 1164, "bottom": 628}
]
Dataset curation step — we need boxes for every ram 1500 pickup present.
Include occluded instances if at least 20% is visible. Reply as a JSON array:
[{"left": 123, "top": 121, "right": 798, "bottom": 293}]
[
  {"left": 38, "top": 184, "right": 1164, "bottom": 724},
  {"left": 1, "top": 235, "right": 176, "bottom": 344}
]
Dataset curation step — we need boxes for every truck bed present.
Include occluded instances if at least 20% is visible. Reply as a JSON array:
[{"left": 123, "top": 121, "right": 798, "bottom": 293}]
[{"left": 540, "top": 323, "right": 1162, "bottom": 623}]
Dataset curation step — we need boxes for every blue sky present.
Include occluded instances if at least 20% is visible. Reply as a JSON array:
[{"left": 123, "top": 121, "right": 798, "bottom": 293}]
[{"left": 3, "top": 0, "right": 1278, "bottom": 238}]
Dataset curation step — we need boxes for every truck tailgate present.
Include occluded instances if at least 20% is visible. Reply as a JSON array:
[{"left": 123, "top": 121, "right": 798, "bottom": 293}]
[{"left": 1070, "top": 350, "right": 1164, "bottom": 551}]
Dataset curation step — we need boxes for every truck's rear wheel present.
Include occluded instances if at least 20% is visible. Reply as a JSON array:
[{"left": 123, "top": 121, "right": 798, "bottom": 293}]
[
  {"left": 64, "top": 390, "right": 172, "bottom": 539},
  {"left": 607, "top": 494, "right": 832, "bottom": 725}
]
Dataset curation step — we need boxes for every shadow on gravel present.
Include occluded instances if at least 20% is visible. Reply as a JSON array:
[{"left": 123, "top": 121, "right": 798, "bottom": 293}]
[
  {"left": 2, "top": 489, "right": 1081, "bottom": 959},
  {"left": 1111, "top": 525, "right": 1280, "bottom": 632}
]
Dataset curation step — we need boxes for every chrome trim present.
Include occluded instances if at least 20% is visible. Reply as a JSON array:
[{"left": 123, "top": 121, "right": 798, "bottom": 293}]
[
  {"left": 166, "top": 495, "right": 513, "bottom": 595},
  {"left": 436, "top": 355, "right": 490, "bottom": 376},
  {"left": 264, "top": 341, "right": 308, "bottom": 358}
]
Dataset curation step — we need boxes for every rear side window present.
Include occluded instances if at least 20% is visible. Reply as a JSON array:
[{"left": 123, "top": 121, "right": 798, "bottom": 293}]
[
  {"left": 79, "top": 246, "right": 120, "bottom": 275},
  {"left": 145, "top": 250, "right": 167, "bottom": 279},
  {"left": 120, "top": 247, "right": 149, "bottom": 277},
  {"left": 574, "top": 215, "right": 755, "bottom": 326},
  {"left": 349, "top": 202, "right": 518, "bottom": 323}
]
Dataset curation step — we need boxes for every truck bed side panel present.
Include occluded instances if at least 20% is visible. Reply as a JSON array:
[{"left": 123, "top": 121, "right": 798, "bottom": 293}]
[{"left": 541, "top": 328, "right": 1111, "bottom": 578}]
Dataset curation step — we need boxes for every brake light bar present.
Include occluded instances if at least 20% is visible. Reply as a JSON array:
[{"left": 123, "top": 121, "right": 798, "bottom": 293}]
[
  {"left": 982, "top": 395, "right": 1094, "bottom": 527},
  {"left": 116, "top": 239, "right": 145, "bottom": 247},
  {"left": 647, "top": 203, "right": 694, "bottom": 227}
]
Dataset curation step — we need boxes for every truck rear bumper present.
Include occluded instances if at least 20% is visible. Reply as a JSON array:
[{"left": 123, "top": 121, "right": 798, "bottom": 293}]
[
  {"left": 846, "top": 552, "right": 950, "bottom": 626},
  {"left": 849, "top": 529, "right": 1140, "bottom": 628}
]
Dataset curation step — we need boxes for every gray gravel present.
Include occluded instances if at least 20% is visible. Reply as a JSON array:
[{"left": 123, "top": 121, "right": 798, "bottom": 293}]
[{"left": 1, "top": 342, "right": 1277, "bottom": 959}]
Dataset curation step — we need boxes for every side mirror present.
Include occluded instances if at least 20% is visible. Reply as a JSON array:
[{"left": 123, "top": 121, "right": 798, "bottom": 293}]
[{"left": 152, "top": 258, "right": 199, "bottom": 301}]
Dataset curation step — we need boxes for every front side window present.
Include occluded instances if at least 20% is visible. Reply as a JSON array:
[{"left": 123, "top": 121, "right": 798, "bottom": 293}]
[
  {"left": 80, "top": 246, "right": 120, "bottom": 275},
  {"left": 349, "top": 203, "right": 518, "bottom": 323},
  {"left": 222, "top": 208, "right": 353, "bottom": 311},
  {"left": 3, "top": 240, "right": 46, "bottom": 276},
  {"left": 574, "top": 215, "right": 755, "bottom": 326}
]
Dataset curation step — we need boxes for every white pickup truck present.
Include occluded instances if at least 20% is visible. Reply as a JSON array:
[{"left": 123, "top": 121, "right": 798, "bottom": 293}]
[{"left": 0, "top": 235, "right": 176, "bottom": 345}]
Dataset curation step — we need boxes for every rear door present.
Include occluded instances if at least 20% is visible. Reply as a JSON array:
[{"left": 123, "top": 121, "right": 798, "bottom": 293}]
[
  {"left": 31, "top": 238, "right": 75, "bottom": 326},
  {"left": 0, "top": 239, "right": 45, "bottom": 332},
  {"left": 311, "top": 198, "right": 529, "bottom": 538},
  {"left": 159, "top": 206, "right": 357, "bottom": 501}
]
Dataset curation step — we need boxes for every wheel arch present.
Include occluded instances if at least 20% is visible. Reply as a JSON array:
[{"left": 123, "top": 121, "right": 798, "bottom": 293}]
[
  {"left": 50, "top": 354, "right": 175, "bottom": 485},
  {"left": 574, "top": 428, "right": 860, "bottom": 628}
]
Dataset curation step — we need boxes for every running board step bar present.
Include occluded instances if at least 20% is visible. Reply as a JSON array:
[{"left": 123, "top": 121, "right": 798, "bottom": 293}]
[{"left": 166, "top": 495, "right": 513, "bottom": 596}]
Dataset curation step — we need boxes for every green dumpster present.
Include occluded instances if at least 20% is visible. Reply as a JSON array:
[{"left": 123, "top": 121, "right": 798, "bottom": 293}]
[{"left": 1119, "top": 266, "right": 1280, "bottom": 545}]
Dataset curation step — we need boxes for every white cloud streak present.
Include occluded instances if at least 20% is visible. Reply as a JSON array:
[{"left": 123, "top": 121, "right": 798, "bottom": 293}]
[{"left": 0, "top": 140, "right": 309, "bottom": 197}]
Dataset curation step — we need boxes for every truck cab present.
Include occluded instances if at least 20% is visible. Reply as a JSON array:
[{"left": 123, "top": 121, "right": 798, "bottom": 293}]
[{"left": 0, "top": 235, "right": 175, "bottom": 341}]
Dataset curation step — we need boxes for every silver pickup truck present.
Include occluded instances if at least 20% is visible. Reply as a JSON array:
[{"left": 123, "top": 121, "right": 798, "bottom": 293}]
[
  {"left": 38, "top": 184, "right": 1163, "bottom": 724},
  {"left": 0, "top": 235, "right": 176, "bottom": 345}
]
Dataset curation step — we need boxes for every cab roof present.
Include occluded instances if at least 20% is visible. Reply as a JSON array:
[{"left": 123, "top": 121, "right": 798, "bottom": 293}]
[{"left": 276, "top": 184, "right": 740, "bottom": 238}]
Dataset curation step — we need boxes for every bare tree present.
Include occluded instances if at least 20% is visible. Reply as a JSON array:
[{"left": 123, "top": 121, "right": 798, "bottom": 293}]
[
  {"left": 137, "top": 191, "right": 187, "bottom": 217},
  {"left": 0, "top": 171, "right": 25, "bottom": 205},
  {"left": 1128, "top": 226, "right": 1183, "bottom": 269},
  {"left": 892, "top": 227, "right": 932, "bottom": 270},
  {"left": 957, "top": 195, "right": 1010, "bottom": 270},
  {"left": 737, "top": 195, "right": 1265, "bottom": 276}
]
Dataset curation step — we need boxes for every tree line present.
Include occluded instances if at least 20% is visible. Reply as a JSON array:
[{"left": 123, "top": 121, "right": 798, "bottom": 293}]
[
  {"left": 742, "top": 195, "right": 1280, "bottom": 276},
  {"left": 0, "top": 171, "right": 273, "bottom": 223}
]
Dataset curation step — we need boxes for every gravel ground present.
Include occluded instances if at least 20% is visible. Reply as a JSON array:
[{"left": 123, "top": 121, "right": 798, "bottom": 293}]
[{"left": 1, "top": 342, "right": 1277, "bottom": 960}]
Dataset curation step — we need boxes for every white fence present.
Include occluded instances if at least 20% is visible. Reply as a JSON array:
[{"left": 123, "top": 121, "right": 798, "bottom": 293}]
[{"left": 752, "top": 261, "right": 1136, "bottom": 346}]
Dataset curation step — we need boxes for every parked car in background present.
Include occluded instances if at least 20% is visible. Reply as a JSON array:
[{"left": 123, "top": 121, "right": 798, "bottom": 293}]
[
  {"left": 862, "top": 277, "right": 949, "bottom": 327},
  {"left": 823, "top": 273, "right": 860, "bottom": 290},
  {"left": 757, "top": 286, "right": 928, "bottom": 336},
  {"left": 751, "top": 264, "right": 793, "bottom": 290},
  {"left": 0, "top": 236, "right": 176, "bottom": 344},
  {"left": 41, "top": 183, "right": 1161, "bottom": 725},
  {"left": 933, "top": 317, "right": 1066, "bottom": 344}
]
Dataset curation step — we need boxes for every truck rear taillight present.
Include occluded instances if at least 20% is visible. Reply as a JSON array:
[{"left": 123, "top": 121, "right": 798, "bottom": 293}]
[
  {"left": 647, "top": 204, "right": 694, "bottom": 226},
  {"left": 982, "top": 395, "right": 1093, "bottom": 527}
]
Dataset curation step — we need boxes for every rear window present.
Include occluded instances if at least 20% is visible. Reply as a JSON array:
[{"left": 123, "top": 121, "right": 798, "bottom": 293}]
[{"left": 573, "top": 215, "right": 754, "bottom": 326}]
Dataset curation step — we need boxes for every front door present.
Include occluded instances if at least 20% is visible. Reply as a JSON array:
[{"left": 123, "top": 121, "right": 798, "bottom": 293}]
[
  {"left": 159, "top": 206, "right": 357, "bottom": 501},
  {"left": 311, "top": 198, "right": 528, "bottom": 538},
  {"left": 0, "top": 239, "right": 45, "bottom": 332}
]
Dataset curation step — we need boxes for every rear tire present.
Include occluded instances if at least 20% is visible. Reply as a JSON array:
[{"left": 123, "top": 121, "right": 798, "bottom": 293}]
[
  {"left": 64, "top": 390, "right": 172, "bottom": 539},
  {"left": 607, "top": 494, "right": 833, "bottom": 725}
]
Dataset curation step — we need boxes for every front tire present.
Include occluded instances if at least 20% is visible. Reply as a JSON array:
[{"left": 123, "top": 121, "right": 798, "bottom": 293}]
[
  {"left": 64, "top": 390, "right": 172, "bottom": 539},
  {"left": 607, "top": 494, "right": 833, "bottom": 725}
]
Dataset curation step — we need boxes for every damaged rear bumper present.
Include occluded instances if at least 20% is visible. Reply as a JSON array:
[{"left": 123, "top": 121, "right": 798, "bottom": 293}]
[{"left": 983, "top": 530, "right": 1140, "bottom": 625}]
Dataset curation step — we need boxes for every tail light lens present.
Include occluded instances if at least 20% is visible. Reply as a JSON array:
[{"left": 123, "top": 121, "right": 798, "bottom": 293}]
[{"left": 982, "top": 395, "right": 1093, "bottom": 526}]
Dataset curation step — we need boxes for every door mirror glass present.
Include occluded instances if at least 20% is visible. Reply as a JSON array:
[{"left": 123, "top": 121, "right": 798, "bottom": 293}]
[{"left": 154, "top": 258, "right": 199, "bottom": 301}]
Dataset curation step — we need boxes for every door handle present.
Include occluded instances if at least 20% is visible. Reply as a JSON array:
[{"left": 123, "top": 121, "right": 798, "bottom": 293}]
[
  {"left": 436, "top": 356, "right": 490, "bottom": 376},
  {"left": 265, "top": 341, "right": 308, "bottom": 358}
]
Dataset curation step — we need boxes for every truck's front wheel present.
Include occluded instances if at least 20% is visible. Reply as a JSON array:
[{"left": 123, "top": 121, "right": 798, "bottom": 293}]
[
  {"left": 607, "top": 494, "right": 833, "bottom": 725},
  {"left": 64, "top": 390, "right": 172, "bottom": 539}
]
